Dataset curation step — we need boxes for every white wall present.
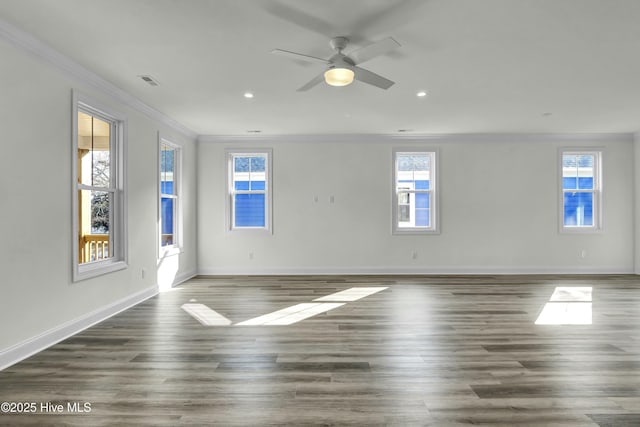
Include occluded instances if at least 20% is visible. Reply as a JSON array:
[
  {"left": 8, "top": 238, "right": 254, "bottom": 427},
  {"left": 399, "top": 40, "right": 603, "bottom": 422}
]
[
  {"left": 635, "top": 133, "right": 640, "bottom": 274},
  {"left": 198, "top": 135, "right": 634, "bottom": 274},
  {"left": 1, "top": 15, "right": 637, "bottom": 371},
  {"left": 0, "top": 35, "right": 197, "bottom": 365}
]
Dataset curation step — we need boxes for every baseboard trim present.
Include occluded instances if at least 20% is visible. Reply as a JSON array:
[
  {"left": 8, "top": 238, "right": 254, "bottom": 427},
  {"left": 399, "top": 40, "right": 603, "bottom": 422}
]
[
  {"left": 0, "top": 285, "right": 158, "bottom": 371},
  {"left": 174, "top": 270, "right": 197, "bottom": 286},
  {"left": 198, "top": 266, "right": 635, "bottom": 276}
]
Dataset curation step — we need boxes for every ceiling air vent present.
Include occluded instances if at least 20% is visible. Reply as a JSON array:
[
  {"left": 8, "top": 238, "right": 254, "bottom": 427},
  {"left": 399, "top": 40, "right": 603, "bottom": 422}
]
[{"left": 138, "top": 75, "right": 159, "bottom": 86}]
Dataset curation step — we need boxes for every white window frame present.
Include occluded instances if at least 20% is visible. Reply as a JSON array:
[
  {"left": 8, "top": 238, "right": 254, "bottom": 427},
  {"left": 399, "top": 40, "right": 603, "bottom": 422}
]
[
  {"left": 72, "top": 90, "right": 128, "bottom": 281},
  {"left": 392, "top": 148, "right": 439, "bottom": 235},
  {"left": 225, "top": 148, "right": 273, "bottom": 233},
  {"left": 559, "top": 148, "right": 603, "bottom": 233},
  {"left": 158, "top": 137, "right": 182, "bottom": 255}
]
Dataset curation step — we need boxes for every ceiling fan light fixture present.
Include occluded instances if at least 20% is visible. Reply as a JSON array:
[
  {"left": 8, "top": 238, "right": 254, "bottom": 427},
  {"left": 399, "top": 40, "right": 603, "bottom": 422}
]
[{"left": 324, "top": 67, "right": 354, "bottom": 87}]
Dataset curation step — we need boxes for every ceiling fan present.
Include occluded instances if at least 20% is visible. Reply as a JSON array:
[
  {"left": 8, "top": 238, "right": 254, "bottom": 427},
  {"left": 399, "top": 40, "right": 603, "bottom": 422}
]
[{"left": 271, "top": 36, "right": 401, "bottom": 91}]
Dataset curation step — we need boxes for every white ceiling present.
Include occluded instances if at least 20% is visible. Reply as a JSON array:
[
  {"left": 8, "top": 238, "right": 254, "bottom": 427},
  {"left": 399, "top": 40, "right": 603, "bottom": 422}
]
[{"left": 2, "top": 0, "right": 640, "bottom": 136}]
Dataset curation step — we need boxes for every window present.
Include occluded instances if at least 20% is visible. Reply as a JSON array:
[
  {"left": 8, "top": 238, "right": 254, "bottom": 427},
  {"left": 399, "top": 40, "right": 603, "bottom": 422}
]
[
  {"left": 72, "top": 92, "right": 127, "bottom": 281},
  {"left": 560, "top": 150, "right": 602, "bottom": 231},
  {"left": 392, "top": 149, "right": 438, "bottom": 234},
  {"left": 226, "top": 149, "right": 272, "bottom": 231},
  {"left": 160, "top": 139, "right": 181, "bottom": 251}
]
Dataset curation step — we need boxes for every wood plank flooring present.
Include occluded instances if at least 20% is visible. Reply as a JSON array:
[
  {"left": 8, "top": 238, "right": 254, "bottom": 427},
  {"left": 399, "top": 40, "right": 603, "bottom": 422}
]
[{"left": 2, "top": 274, "right": 640, "bottom": 426}]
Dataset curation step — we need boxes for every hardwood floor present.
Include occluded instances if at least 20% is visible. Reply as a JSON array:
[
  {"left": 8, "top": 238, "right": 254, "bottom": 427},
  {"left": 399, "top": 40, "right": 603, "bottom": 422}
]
[{"left": 2, "top": 275, "right": 640, "bottom": 426}]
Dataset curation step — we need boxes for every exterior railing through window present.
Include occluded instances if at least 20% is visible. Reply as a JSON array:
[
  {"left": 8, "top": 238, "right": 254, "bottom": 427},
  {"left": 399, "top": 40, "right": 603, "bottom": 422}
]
[{"left": 80, "top": 234, "right": 109, "bottom": 263}]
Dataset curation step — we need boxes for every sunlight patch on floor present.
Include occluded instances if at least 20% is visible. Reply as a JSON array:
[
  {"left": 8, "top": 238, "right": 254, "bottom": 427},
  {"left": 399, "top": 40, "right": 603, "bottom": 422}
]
[
  {"left": 182, "top": 287, "right": 388, "bottom": 326},
  {"left": 313, "top": 287, "right": 388, "bottom": 302},
  {"left": 235, "top": 303, "right": 344, "bottom": 326},
  {"left": 550, "top": 287, "right": 592, "bottom": 302},
  {"left": 181, "top": 303, "right": 232, "bottom": 326},
  {"left": 535, "top": 286, "right": 592, "bottom": 325}
]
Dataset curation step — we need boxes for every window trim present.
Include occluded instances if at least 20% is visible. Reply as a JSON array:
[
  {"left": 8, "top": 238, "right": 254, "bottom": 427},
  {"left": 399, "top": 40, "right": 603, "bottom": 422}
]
[
  {"left": 558, "top": 147, "right": 603, "bottom": 234},
  {"left": 72, "top": 90, "right": 128, "bottom": 281},
  {"left": 225, "top": 148, "right": 273, "bottom": 233},
  {"left": 392, "top": 148, "right": 440, "bottom": 235},
  {"left": 158, "top": 136, "right": 183, "bottom": 256}
]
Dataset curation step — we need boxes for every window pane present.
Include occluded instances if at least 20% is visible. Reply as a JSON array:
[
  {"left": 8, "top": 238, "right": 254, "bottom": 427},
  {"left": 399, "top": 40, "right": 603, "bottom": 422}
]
[
  {"left": 413, "top": 155, "right": 430, "bottom": 171},
  {"left": 415, "top": 180, "right": 430, "bottom": 190},
  {"left": 562, "top": 154, "right": 577, "bottom": 168},
  {"left": 78, "top": 189, "right": 111, "bottom": 264},
  {"left": 564, "top": 192, "right": 594, "bottom": 226},
  {"left": 161, "top": 179, "right": 174, "bottom": 195},
  {"left": 578, "top": 177, "right": 593, "bottom": 190},
  {"left": 561, "top": 151, "right": 599, "bottom": 230},
  {"left": 398, "top": 205, "right": 410, "bottom": 222},
  {"left": 161, "top": 197, "right": 174, "bottom": 246},
  {"left": 159, "top": 142, "right": 180, "bottom": 249},
  {"left": 415, "top": 209, "right": 430, "bottom": 227},
  {"left": 397, "top": 155, "right": 414, "bottom": 172},
  {"left": 233, "top": 155, "right": 267, "bottom": 192},
  {"left": 161, "top": 147, "right": 174, "bottom": 174},
  {"left": 397, "top": 155, "right": 430, "bottom": 185},
  {"left": 229, "top": 152, "right": 270, "bottom": 230},
  {"left": 563, "top": 177, "right": 577, "bottom": 190},
  {"left": 235, "top": 194, "right": 265, "bottom": 227},
  {"left": 234, "top": 157, "right": 249, "bottom": 172},
  {"left": 398, "top": 191, "right": 409, "bottom": 204},
  {"left": 235, "top": 181, "right": 250, "bottom": 190},
  {"left": 251, "top": 180, "right": 265, "bottom": 191},
  {"left": 577, "top": 155, "right": 594, "bottom": 168},
  {"left": 78, "top": 112, "right": 110, "bottom": 187},
  {"left": 397, "top": 154, "right": 429, "bottom": 172},
  {"left": 395, "top": 152, "right": 436, "bottom": 232},
  {"left": 90, "top": 191, "right": 110, "bottom": 233},
  {"left": 415, "top": 193, "right": 430, "bottom": 209},
  {"left": 251, "top": 156, "right": 265, "bottom": 172},
  {"left": 161, "top": 146, "right": 176, "bottom": 195}
]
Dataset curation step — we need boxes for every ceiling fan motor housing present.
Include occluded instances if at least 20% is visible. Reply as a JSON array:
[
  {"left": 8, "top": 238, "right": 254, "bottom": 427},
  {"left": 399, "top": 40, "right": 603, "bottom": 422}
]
[{"left": 330, "top": 36, "right": 349, "bottom": 52}]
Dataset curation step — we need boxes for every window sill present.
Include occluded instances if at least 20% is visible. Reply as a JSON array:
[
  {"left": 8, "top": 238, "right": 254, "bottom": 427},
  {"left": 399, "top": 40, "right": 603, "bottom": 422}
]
[
  {"left": 228, "top": 227, "right": 273, "bottom": 235},
  {"left": 74, "top": 260, "right": 128, "bottom": 282},
  {"left": 560, "top": 227, "right": 603, "bottom": 234},
  {"left": 393, "top": 228, "right": 440, "bottom": 236},
  {"left": 159, "top": 246, "right": 183, "bottom": 258}
]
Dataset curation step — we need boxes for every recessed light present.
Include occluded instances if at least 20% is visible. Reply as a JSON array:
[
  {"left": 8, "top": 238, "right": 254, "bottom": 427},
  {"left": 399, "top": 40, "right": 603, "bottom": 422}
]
[
  {"left": 244, "top": 92, "right": 254, "bottom": 98},
  {"left": 416, "top": 91, "right": 427, "bottom": 97},
  {"left": 397, "top": 129, "right": 413, "bottom": 133},
  {"left": 247, "top": 130, "right": 261, "bottom": 133},
  {"left": 542, "top": 112, "right": 552, "bottom": 117}
]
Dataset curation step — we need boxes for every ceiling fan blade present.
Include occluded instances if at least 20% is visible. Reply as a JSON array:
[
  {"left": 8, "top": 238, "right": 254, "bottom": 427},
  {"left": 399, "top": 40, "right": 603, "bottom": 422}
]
[
  {"left": 348, "top": 37, "right": 401, "bottom": 65},
  {"left": 351, "top": 0, "right": 425, "bottom": 39},
  {"left": 297, "top": 72, "right": 326, "bottom": 92},
  {"left": 271, "top": 49, "right": 329, "bottom": 65},
  {"left": 263, "top": 1, "right": 335, "bottom": 38},
  {"left": 352, "top": 66, "right": 395, "bottom": 89}
]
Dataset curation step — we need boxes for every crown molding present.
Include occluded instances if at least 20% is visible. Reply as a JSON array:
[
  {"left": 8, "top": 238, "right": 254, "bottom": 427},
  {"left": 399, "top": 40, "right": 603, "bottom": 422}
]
[
  {"left": 198, "top": 132, "right": 633, "bottom": 144},
  {"left": 0, "top": 17, "right": 197, "bottom": 140}
]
